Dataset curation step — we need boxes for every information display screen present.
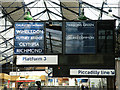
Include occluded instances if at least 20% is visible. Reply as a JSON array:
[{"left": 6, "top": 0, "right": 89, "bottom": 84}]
[
  {"left": 65, "top": 21, "right": 96, "bottom": 54},
  {"left": 14, "top": 22, "right": 44, "bottom": 54}
]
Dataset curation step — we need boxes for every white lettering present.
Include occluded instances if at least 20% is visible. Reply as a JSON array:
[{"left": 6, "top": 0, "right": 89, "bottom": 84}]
[
  {"left": 67, "top": 23, "right": 82, "bottom": 27},
  {"left": 30, "top": 36, "right": 43, "bottom": 40},
  {"left": 16, "top": 36, "right": 29, "bottom": 40},
  {"left": 67, "top": 22, "right": 94, "bottom": 27},
  {"left": 15, "top": 23, "right": 43, "bottom": 27},
  {"left": 66, "top": 35, "right": 94, "bottom": 40},
  {"left": 19, "top": 42, "right": 40, "bottom": 47},
  {"left": 15, "top": 30, "right": 44, "bottom": 34},
  {"left": 16, "top": 49, "right": 43, "bottom": 53},
  {"left": 16, "top": 36, "right": 43, "bottom": 40},
  {"left": 83, "top": 22, "right": 94, "bottom": 27}
]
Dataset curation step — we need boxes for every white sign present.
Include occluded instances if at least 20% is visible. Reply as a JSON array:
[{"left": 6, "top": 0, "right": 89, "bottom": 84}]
[
  {"left": 16, "top": 55, "right": 58, "bottom": 65},
  {"left": 10, "top": 71, "right": 48, "bottom": 76},
  {"left": 70, "top": 69, "right": 115, "bottom": 76}
]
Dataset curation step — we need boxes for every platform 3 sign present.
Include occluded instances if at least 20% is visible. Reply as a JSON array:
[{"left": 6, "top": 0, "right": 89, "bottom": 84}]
[
  {"left": 14, "top": 22, "right": 44, "bottom": 54},
  {"left": 16, "top": 55, "right": 58, "bottom": 65},
  {"left": 70, "top": 69, "right": 115, "bottom": 76}
]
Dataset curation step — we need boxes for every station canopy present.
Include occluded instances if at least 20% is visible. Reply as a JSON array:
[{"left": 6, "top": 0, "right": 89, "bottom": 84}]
[{"left": 0, "top": 0, "right": 120, "bottom": 66}]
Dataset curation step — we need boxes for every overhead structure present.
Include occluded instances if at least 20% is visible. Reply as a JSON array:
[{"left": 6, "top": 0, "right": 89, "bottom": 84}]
[
  {"left": 82, "top": 1, "right": 120, "bottom": 20},
  {"left": 0, "top": 0, "right": 120, "bottom": 73},
  {"left": 1, "top": 1, "right": 25, "bottom": 22},
  {"left": 60, "top": 1, "right": 79, "bottom": 20}
]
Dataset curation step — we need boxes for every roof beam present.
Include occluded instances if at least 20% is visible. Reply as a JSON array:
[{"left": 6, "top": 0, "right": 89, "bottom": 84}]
[
  {"left": 0, "top": 54, "right": 13, "bottom": 62},
  {"left": 33, "top": 9, "right": 46, "bottom": 18},
  {"left": 83, "top": 1, "right": 120, "bottom": 20},
  {"left": 0, "top": 0, "right": 37, "bottom": 19},
  {"left": 49, "top": 0, "right": 79, "bottom": 16},
  {"left": 98, "top": 1, "right": 105, "bottom": 20},
  {"left": 1, "top": 5, "right": 14, "bottom": 24},
  {"left": 0, "top": 25, "right": 14, "bottom": 33},
  {"left": 43, "top": 0, "right": 51, "bottom": 20},
  {"left": 0, "top": 47, "right": 12, "bottom": 55},
  {"left": 48, "top": 9, "right": 69, "bottom": 20},
  {"left": 0, "top": 35, "right": 13, "bottom": 47}
]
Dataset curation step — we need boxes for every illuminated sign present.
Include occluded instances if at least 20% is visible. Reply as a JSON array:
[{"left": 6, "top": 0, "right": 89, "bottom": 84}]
[
  {"left": 10, "top": 71, "right": 48, "bottom": 76},
  {"left": 66, "top": 21, "right": 96, "bottom": 54},
  {"left": 14, "top": 22, "right": 44, "bottom": 54},
  {"left": 70, "top": 69, "right": 115, "bottom": 76},
  {"left": 16, "top": 55, "right": 58, "bottom": 65}
]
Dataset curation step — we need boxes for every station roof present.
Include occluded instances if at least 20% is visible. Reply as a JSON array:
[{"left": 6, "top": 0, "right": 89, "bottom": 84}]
[{"left": 0, "top": 0, "right": 120, "bottom": 73}]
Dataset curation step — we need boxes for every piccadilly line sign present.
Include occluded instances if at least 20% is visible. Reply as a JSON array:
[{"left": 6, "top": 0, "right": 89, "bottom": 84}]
[
  {"left": 14, "top": 22, "right": 44, "bottom": 54},
  {"left": 70, "top": 69, "right": 115, "bottom": 76}
]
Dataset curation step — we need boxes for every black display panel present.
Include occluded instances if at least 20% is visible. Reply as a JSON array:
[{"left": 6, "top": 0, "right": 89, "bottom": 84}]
[
  {"left": 97, "top": 20, "right": 115, "bottom": 54},
  {"left": 58, "top": 54, "right": 115, "bottom": 68},
  {"left": 46, "top": 22, "right": 62, "bottom": 54},
  {"left": 58, "top": 20, "right": 115, "bottom": 69},
  {"left": 65, "top": 21, "right": 96, "bottom": 54}
]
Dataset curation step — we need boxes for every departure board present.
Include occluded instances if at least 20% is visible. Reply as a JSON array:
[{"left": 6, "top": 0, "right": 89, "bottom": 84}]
[
  {"left": 14, "top": 22, "right": 44, "bottom": 54},
  {"left": 65, "top": 21, "right": 96, "bottom": 54}
]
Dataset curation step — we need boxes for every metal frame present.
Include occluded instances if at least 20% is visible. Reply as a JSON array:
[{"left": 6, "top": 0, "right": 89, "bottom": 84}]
[{"left": 0, "top": 0, "right": 120, "bottom": 73}]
